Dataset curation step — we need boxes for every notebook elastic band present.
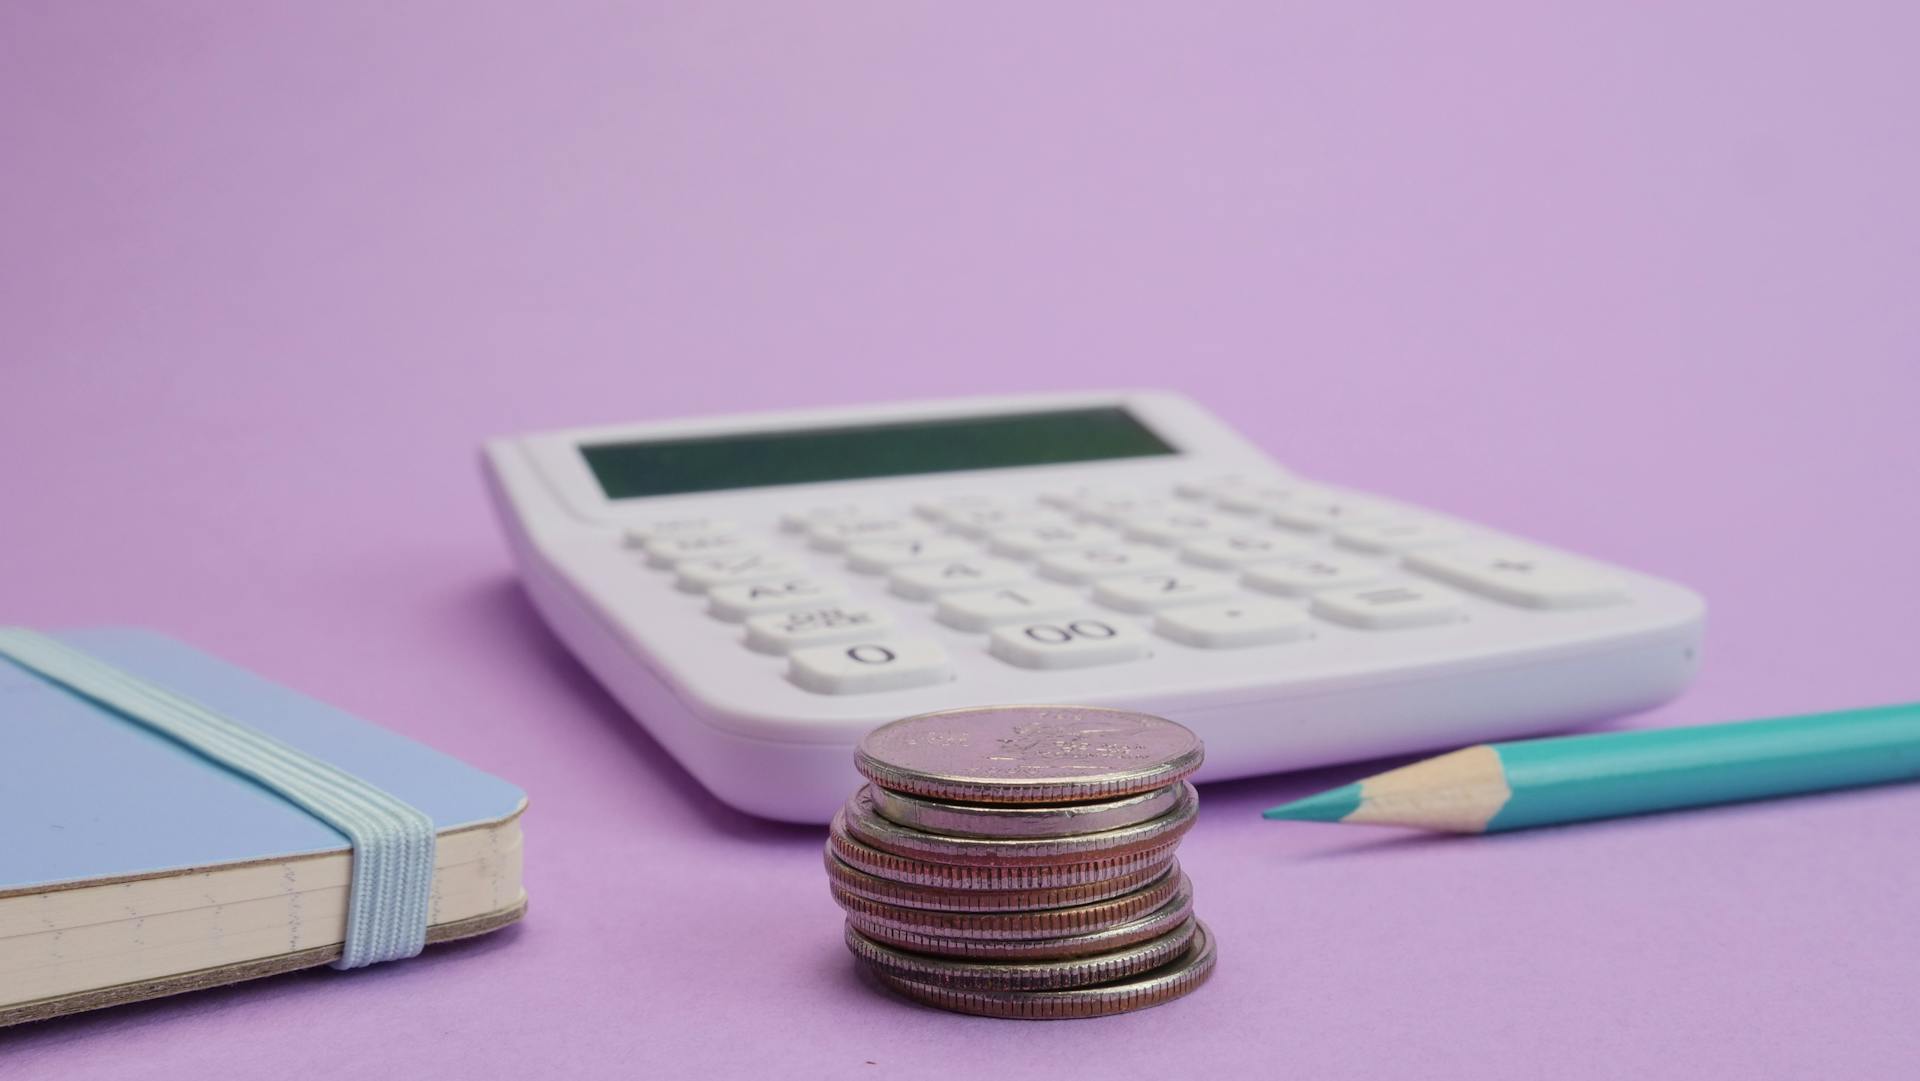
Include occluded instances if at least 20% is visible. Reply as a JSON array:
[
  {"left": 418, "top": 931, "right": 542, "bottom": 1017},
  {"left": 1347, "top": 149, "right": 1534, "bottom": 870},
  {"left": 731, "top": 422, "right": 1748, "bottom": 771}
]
[{"left": 0, "top": 628, "right": 437, "bottom": 969}]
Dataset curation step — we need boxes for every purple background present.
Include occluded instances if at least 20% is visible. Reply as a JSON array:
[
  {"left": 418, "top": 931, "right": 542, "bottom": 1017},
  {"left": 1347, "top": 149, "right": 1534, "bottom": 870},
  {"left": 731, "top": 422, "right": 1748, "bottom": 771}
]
[{"left": 5, "top": 3, "right": 1917, "bottom": 1077}]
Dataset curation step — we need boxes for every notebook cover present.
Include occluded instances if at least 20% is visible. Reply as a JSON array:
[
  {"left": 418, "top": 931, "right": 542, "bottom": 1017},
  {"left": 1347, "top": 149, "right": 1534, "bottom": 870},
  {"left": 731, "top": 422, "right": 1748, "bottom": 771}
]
[{"left": 1, "top": 626, "right": 527, "bottom": 892}]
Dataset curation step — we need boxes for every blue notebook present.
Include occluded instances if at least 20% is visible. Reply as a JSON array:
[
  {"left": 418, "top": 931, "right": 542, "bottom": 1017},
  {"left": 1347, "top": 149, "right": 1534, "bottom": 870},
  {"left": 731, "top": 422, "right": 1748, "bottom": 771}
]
[{"left": 1, "top": 628, "right": 527, "bottom": 1025}]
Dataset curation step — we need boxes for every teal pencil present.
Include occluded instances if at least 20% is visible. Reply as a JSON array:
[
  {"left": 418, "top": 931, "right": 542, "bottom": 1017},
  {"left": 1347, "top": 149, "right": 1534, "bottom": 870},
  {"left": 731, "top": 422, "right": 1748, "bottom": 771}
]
[{"left": 1263, "top": 702, "right": 1920, "bottom": 832}]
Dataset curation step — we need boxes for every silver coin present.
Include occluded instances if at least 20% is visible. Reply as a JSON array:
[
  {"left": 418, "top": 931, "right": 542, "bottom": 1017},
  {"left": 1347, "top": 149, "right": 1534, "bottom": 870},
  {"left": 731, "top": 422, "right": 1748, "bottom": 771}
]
[
  {"left": 846, "top": 916, "right": 1199, "bottom": 992},
  {"left": 843, "top": 785, "right": 1197, "bottom": 866},
  {"left": 869, "top": 921, "right": 1218, "bottom": 1019},
  {"left": 831, "top": 864, "right": 1182, "bottom": 941},
  {"left": 828, "top": 809, "right": 1178, "bottom": 891},
  {"left": 870, "top": 781, "right": 1192, "bottom": 839},
  {"left": 848, "top": 874, "right": 1193, "bottom": 960},
  {"left": 856, "top": 705, "right": 1204, "bottom": 804},
  {"left": 823, "top": 850, "right": 1178, "bottom": 913}
]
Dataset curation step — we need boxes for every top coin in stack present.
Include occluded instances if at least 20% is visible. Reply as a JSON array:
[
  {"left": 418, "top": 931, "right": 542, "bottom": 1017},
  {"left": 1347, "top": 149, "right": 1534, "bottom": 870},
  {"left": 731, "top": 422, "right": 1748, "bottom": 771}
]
[
  {"left": 855, "top": 705, "right": 1205, "bottom": 806},
  {"left": 844, "top": 784, "right": 1197, "bottom": 866},
  {"left": 868, "top": 781, "right": 1192, "bottom": 839}
]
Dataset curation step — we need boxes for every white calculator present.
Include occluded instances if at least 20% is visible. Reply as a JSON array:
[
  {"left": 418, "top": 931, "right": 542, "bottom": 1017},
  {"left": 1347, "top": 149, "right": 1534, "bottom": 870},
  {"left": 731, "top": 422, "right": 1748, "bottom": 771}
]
[{"left": 483, "top": 391, "right": 1704, "bottom": 823}]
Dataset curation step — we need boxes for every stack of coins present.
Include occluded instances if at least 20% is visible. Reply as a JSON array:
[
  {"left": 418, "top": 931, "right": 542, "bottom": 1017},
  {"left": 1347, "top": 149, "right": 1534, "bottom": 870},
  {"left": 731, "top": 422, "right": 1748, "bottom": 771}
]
[{"left": 824, "top": 705, "right": 1215, "bottom": 1019}]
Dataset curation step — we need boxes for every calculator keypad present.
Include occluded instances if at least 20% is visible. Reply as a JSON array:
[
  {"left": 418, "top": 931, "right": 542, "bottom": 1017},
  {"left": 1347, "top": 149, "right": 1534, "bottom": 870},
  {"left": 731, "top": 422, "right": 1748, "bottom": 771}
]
[
  {"left": 746, "top": 605, "right": 896, "bottom": 654},
  {"left": 1122, "top": 511, "right": 1233, "bottom": 546},
  {"left": 1267, "top": 495, "right": 1392, "bottom": 533},
  {"left": 707, "top": 577, "right": 849, "bottom": 622},
  {"left": 988, "top": 615, "right": 1152, "bottom": 669},
  {"left": 1179, "top": 531, "right": 1310, "bottom": 570},
  {"left": 788, "top": 639, "right": 954, "bottom": 694},
  {"left": 888, "top": 558, "right": 1030, "bottom": 601},
  {"left": 782, "top": 504, "right": 873, "bottom": 532},
  {"left": 1212, "top": 486, "right": 1304, "bottom": 516},
  {"left": 1335, "top": 518, "right": 1469, "bottom": 554},
  {"left": 676, "top": 554, "right": 807, "bottom": 592},
  {"left": 1311, "top": 582, "right": 1464, "bottom": 630},
  {"left": 1405, "top": 544, "right": 1625, "bottom": 610},
  {"left": 942, "top": 506, "right": 1071, "bottom": 539},
  {"left": 1038, "top": 544, "right": 1177, "bottom": 584},
  {"left": 1155, "top": 600, "right": 1311, "bottom": 648},
  {"left": 624, "top": 472, "right": 1629, "bottom": 694},
  {"left": 914, "top": 495, "right": 1004, "bottom": 522},
  {"left": 1173, "top": 475, "right": 1261, "bottom": 501},
  {"left": 1092, "top": 570, "right": 1236, "bottom": 614},
  {"left": 987, "top": 523, "right": 1118, "bottom": 558},
  {"left": 807, "top": 517, "right": 936, "bottom": 552},
  {"left": 645, "top": 532, "right": 759, "bottom": 567},
  {"left": 1068, "top": 492, "right": 1176, "bottom": 526},
  {"left": 934, "top": 583, "right": 1084, "bottom": 631},
  {"left": 844, "top": 536, "right": 978, "bottom": 574},
  {"left": 1241, "top": 553, "right": 1387, "bottom": 596},
  {"left": 625, "top": 516, "right": 738, "bottom": 544}
]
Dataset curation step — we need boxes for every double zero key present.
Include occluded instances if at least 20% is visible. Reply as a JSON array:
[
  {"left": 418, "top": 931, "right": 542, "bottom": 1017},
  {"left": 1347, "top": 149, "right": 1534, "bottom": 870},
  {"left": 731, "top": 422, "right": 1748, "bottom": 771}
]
[{"left": 988, "top": 615, "right": 1151, "bottom": 669}]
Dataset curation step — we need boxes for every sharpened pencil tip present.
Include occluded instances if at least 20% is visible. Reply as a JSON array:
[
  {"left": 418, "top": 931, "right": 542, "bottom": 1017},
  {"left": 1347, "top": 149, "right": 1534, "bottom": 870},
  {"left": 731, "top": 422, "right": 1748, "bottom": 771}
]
[{"left": 1262, "top": 782, "right": 1363, "bottom": 823}]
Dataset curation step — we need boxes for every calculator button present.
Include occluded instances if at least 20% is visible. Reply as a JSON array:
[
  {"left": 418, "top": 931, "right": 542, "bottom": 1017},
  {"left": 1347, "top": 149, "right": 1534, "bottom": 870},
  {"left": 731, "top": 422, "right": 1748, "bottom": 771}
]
[
  {"left": 1174, "top": 475, "right": 1262, "bottom": 501},
  {"left": 1241, "top": 554, "right": 1388, "bottom": 596},
  {"left": 1122, "top": 511, "right": 1231, "bottom": 546},
  {"left": 934, "top": 583, "right": 1084, "bottom": 632},
  {"left": 987, "top": 523, "right": 1118, "bottom": 559},
  {"left": 782, "top": 504, "right": 876, "bottom": 532},
  {"left": 988, "top": 615, "right": 1152, "bottom": 669},
  {"left": 887, "top": 558, "right": 1030, "bottom": 601},
  {"left": 1334, "top": 518, "right": 1469, "bottom": 554},
  {"left": 623, "top": 517, "right": 736, "bottom": 545},
  {"left": 707, "top": 577, "right": 849, "bottom": 621},
  {"left": 645, "top": 532, "right": 760, "bottom": 567},
  {"left": 1156, "top": 600, "right": 1312, "bottom": 648},
  {"left": 1037, "top": 544, "right": 1176, "bottom": 584},
  {"left": 789, "top": 639, "right": 954, "bottom": 694},
  {"left": 1311, "top": 582, "right": 1464, "bottom": 630},
  {"left": 1179, "top": 531, "right": 1310, "bottom": 570},
  {"left": 675, "top": 554, "right": 806, "bottom": 592},
  {"left": 1405, "top": 544, "right": 1627, "bottom": 610},
  {"left": 1072, "top": 492, "right": 1176, "bottom": 526},
  {"left": 1214, "top": 486, "right": 1305, "bottom": 515},
  {"left": 943, "top": 506, "right": 1072, "bottom": 540},
  {"left": 807, "top": 517, "right": 937, "bottom": 552},
  {"left": 1092, "top": 571, "right": 1236, "bottom": 613},
  {"left": 746, "top": 605, "right": 897, "bottom": 654},
  {"left": 1267, "top": 494, "right": 1392, "bottom": 533},
  {"left": 845, "top": 536, "right": 978, "bottom": 574},
  {"left": 914, "top": 495, "right": 1004, "bottom": 522}
]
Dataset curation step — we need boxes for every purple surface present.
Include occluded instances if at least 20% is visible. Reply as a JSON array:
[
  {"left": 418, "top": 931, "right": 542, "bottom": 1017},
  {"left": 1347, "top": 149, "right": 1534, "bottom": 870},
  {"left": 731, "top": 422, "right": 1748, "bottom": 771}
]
[{"left": 4, "top": 3, "right": 1917, "bottom": 1077}]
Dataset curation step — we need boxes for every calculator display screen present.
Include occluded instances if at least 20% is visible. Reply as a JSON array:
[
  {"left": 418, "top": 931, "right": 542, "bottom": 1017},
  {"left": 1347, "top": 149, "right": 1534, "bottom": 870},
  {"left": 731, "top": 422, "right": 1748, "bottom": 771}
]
[{"left": 580, "top": 407, "right": 1178, "bottom": 499}]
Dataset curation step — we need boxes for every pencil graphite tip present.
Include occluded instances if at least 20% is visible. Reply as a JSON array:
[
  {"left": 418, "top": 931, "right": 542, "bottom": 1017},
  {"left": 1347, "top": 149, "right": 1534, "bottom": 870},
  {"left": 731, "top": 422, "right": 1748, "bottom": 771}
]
[{"left": 1262, "top": 782, "right": 1362, "bottom": 823}]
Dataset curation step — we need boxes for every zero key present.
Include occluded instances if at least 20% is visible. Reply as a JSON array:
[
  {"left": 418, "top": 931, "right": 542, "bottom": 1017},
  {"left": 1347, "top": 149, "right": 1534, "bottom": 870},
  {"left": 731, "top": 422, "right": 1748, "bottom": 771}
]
[{"left": 788, "top": 639, "right": 955, "bottom": 694}]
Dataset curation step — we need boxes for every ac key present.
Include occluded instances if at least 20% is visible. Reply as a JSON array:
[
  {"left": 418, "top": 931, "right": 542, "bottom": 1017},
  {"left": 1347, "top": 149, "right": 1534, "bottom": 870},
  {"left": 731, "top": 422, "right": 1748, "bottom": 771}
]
[{"left": 708, "top": 577, "right": 850, "bottom": 622}]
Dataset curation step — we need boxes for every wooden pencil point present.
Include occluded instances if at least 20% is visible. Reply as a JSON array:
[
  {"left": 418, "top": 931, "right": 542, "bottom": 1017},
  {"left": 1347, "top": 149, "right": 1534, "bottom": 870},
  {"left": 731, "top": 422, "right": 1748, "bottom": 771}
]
[{"left": 1261, "top": 783, "right": 1362, "bottom": 822}]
